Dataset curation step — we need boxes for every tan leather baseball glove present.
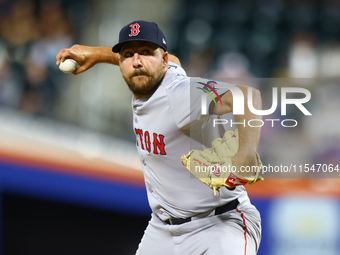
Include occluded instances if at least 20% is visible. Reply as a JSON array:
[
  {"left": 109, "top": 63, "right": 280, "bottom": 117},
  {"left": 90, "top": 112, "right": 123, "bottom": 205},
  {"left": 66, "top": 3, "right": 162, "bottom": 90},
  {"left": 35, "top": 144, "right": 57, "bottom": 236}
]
[{"left": 181, "top": 129, "right": 264, "bottom": 195}]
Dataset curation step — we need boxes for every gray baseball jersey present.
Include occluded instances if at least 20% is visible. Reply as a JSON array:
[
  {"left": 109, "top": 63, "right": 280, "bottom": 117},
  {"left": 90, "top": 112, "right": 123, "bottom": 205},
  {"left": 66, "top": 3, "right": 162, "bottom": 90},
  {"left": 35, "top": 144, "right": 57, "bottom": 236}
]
[
  {"left": 132, "top": 62, "right": 261, "bottom": 255},
  {"left": 133, "top": 62, "right": 246, "bottom": 220}
]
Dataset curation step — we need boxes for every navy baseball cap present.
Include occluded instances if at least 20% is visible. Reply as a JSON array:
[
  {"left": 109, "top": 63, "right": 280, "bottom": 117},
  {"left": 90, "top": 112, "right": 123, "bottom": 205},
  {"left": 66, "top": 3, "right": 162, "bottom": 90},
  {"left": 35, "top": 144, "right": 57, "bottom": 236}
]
[{"left": 112, "top": 20, "right": 167, "bottom": 53}]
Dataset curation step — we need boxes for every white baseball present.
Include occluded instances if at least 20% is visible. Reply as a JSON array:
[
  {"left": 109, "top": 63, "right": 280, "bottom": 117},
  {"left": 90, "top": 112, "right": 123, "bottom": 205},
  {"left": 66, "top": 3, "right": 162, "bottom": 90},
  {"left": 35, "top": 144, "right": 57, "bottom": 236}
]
[{"left": 59, "top": 59, "right": 78, "bottom": 73}]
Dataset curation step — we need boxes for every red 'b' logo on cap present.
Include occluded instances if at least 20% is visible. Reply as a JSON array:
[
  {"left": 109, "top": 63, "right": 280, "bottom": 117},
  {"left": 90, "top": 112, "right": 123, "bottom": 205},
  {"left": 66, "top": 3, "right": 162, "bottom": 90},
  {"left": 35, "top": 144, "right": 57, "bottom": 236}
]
[{"left": 129, "top": 23, "right": 140, "bottom": 37}]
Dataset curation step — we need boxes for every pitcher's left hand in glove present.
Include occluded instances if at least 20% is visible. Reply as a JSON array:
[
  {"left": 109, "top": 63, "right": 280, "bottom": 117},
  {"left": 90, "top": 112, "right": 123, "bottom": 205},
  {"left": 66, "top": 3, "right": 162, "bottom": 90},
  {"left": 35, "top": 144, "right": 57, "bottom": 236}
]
[{"left": 181, "top": 129, "right": 264, "bottom": 195}]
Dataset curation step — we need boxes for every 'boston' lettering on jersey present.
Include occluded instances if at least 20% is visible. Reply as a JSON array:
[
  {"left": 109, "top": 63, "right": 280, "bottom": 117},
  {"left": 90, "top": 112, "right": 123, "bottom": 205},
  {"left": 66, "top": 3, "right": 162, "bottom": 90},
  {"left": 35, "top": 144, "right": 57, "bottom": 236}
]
[{"left": 135, "top": 128, "right": 166, "bottom": 155}]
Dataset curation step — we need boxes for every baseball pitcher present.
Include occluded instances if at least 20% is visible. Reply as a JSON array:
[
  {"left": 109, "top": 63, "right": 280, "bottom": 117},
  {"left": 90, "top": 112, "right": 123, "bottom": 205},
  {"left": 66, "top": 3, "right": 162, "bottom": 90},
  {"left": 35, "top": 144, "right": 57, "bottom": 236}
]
[{"left": 56, "top": 20, "right": 263, "bottom": 255}]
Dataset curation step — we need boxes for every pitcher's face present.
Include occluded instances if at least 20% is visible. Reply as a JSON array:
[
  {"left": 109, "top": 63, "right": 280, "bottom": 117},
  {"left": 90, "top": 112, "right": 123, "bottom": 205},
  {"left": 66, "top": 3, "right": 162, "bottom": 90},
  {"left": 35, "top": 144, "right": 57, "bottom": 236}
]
[{"left": 119, "top": 41, "right": 168, "bottom": 99}]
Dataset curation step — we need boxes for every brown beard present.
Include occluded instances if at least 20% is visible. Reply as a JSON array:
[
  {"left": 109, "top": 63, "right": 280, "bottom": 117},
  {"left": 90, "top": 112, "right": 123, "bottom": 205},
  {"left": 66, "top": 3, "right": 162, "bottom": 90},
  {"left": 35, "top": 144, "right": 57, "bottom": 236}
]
[{"left": 124, "top": 68, "right": 165, "bottom": 98}]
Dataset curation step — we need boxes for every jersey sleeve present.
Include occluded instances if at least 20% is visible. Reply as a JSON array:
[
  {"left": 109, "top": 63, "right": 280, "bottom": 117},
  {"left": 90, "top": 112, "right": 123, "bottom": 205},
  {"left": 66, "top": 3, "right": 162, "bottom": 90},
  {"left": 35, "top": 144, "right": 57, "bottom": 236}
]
[
  {"left": 168, "top": 61, "right": 187, "bottom": 76},
  {"left": 166, "top": 76, "right": 230, "bottom": 130}
]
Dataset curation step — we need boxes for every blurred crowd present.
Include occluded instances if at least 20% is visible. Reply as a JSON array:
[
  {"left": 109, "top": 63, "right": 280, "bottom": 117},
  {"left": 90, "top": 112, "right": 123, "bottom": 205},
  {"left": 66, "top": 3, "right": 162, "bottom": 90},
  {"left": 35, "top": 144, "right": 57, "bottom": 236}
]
[
  {"left": 0, "top": 0, "right": 89, "bottom": 117},
  {"left": 172, "top": 0, "right": 340, "bottom": 78}
]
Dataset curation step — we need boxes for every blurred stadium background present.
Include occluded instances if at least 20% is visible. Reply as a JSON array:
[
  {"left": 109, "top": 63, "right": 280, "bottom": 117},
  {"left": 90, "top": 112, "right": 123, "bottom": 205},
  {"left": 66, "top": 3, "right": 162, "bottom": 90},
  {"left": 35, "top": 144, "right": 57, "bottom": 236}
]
[{"left": 0, "top": 0, "right": 339, "bottom": 254}]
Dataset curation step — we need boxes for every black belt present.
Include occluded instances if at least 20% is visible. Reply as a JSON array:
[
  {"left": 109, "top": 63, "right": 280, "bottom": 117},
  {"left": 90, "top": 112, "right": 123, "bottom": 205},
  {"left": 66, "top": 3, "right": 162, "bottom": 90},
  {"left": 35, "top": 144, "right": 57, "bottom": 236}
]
[{"left": 164, "top": 199, "right": 239, "bottom": 225}]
